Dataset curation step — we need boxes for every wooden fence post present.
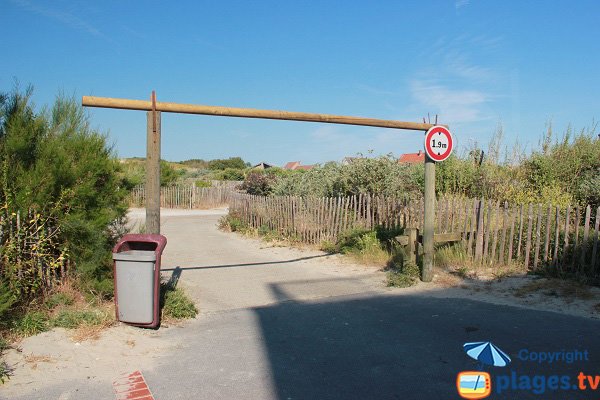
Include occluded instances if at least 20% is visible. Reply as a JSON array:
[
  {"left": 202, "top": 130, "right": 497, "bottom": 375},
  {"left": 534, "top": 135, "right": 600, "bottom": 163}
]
[
  {"left": 581, "top": 205, "right": 591, "bottom": 269},
  {"left": 407, "top": 228, "right": 418, "bottom": 265},
  {"left": 474, "top": 198, "right": 484, "bottom": 262},
  {"left": 591, "top": 207, "right": 599, "bottom": 272},
  {"left": 533, "top": 204, "right": 542, "bottom": 270}
]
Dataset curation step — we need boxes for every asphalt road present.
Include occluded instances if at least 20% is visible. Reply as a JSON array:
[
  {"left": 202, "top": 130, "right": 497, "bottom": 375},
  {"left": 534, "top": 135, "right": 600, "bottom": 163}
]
[
  {"left": 145, "top": 294, "right": 600, "bottom": 400},
  {"left": 7, "top": 210, "right": 600, "bottom": 400},
  {"left": 151, "top": 210, "right": 600, "bottom": 400}
]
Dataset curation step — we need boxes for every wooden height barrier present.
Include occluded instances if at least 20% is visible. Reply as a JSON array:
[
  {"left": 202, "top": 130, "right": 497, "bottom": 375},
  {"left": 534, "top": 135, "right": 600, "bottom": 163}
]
[{"left": 82, "top": 93, "right": 444, "bottom": 282}]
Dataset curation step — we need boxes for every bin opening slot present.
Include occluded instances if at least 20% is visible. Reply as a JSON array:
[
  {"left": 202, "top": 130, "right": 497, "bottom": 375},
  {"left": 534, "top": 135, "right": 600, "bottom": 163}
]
[{"left": 120, "top": 242, "right": 158, "bottom": 252}]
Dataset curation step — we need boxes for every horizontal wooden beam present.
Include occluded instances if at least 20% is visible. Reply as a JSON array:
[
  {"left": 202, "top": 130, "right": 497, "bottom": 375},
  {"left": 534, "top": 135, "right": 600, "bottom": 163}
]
[
  {"left": 417, "top": 232, "right": 464, "bottom": 244},
  {"left": 82, "top": 96, "right": 438, "bottom": 131}
]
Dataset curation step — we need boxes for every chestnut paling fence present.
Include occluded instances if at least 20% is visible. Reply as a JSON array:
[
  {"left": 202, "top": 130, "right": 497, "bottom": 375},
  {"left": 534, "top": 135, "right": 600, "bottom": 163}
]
[
  {"left": 0, "top": 209, "right": 67, "bottom": 295},
  {"left": 129, "top": 185, "right": 232, "bottom": 209},
  {"left": 129, "top": 186, "right": 600, "bottom": 275}
]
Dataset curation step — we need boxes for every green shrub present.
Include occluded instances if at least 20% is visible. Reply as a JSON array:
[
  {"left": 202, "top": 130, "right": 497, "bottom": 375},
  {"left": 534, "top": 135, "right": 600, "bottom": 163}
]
[
  {"left": 386, "top": 264, "right": 419, "bottom": 288},
  {"left": 14, "top": 311, "right": 49, "bottom": 336},
  {"left": 52, "top": 309, "right": 105, "bottom": 329},
  {"left": 241, "top": 171, "right": 277, "bottom": 195},
  {"left": 0, "top": 280, "right": 16, "bottom": 322},
  {"left": 161, "top": 283, "right": 197, "bottom": 320},
  {"left": 208, "top": 157, "right": 247, "bottom": 170},
  {"left": 320, "top": 240, "right": 337, "bottom": 253},
  {"left": 385, "top": 245, "right": 420, "bottom": 288},
  {"left": 0, "top": 362, "right": 8, "bottom": 384},
  {"left": 219, "top": 213, "right": 247, "bottom": 233},
  {"left": 435, "top": 244, "right": 472, "bottom": 269},
  {"left": 216, "top": 168, "right": 244, "bottom": 181},
  {"left": 0, "top": 86, "right": 129, "bottom": 303},
  {"left": 337, "top": 229, "right": 377, "bottom": 253},
  {"left": 180, "top": 158, "right": 209, "bottom": 169},
  {"left": 44, "top": 292, "right": 74, "bottom": 310},
  {"left": 0, "top": 336, "right": 7, "bottom": 383},
  {"left": 160, "top": 160, "right": 184, "bottom": 186},
  {"left": 271, "top": 156, "right": 420, "bottom": 198},
  {"left": 195, "top": 180, "right": 212, "bottom": 188}
]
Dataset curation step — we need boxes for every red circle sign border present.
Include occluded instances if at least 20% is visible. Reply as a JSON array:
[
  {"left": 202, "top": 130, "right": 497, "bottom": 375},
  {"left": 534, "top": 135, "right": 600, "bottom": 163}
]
[{"left": 425, "top": 126, "right": 453, "bottom": 162}]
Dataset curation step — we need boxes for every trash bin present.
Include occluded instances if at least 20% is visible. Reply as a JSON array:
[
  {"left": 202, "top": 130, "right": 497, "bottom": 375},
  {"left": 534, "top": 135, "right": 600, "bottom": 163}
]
[{"left": 112, "top": 234, "right": 167, "bottom": 328}]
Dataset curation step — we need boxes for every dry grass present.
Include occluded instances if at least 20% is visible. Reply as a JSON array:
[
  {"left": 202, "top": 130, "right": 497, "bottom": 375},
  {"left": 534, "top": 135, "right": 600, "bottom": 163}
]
[
  {"left": 514, "top": 278, "right": 594, "bottom": 301},
  {"left": 24, "top": 354, "right": 55, "bottom": 364},
  {"left": 24, "top": 353, "right": 55, "bottom": 370},
  {"left": 70, "top": 319, "right": 114, "bottom": 343},
  {"left": 2, "top": 280, "right": 116, "bottom": 345},
  {"left": 433, "top": 271, "right": 463, "bottom": 288}
]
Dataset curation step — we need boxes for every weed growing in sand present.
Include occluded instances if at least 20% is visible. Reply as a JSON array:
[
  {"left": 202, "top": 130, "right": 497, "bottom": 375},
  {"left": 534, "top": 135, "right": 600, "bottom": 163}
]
[
  {"left": 44, "top": 292, "right": 75, "bottom": 310},
  {"left": 161, "top": 283, "right": 198, "bottom": 320},
  {"left": 14, "top": 311, "right": 49, "bottom": 336},
  {"left": 52, "top": 309, "right": 109, "bottom": 329}
]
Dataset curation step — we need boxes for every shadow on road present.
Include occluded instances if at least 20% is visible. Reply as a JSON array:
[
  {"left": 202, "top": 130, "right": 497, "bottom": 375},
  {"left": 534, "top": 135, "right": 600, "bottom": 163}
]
[
  {"left": 253, "top": 287, "right": 600, "bottom": 400},
  {"left": 161, "top": 254, "right": 330, "bottom": 272}
]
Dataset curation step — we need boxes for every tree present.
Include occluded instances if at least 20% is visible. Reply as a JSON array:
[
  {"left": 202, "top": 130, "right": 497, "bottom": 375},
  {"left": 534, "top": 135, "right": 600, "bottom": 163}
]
[
  {"left": 208, "top": 157, "right": 246, "bottom": 170},
  {"left": 0, "top": 86, "right": 129, "bottom": 298}
]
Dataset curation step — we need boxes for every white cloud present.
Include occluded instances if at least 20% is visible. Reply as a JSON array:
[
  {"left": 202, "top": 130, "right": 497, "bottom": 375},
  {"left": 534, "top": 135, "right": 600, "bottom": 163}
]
[
  {"left": 455, "top": 0, "right": 470, "bottom": 10},
  {"left": 410, "top": 80, "right": 491, "bottom": 124},
  {"left": 10, "top": 0, "right": 110, "bottom": 41},
  {"left": 355, "top": 84, "right": 398, "bottom": 97},
  {"left": 310, "top": 125, "right": 345, "bottom": 143}
]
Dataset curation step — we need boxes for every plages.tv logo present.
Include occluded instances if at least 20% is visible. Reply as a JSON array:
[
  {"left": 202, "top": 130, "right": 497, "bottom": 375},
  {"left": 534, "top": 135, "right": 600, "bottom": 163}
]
[
  {"left": 457, "top": 341, "right": 511, "bottom": 399},
  {"left": 457, "top": 371, "right": 491, "bottom": 399}
]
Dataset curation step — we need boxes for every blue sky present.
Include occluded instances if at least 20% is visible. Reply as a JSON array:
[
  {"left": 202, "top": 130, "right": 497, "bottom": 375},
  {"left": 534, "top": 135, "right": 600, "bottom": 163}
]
[{"left": 2, "top": 0, "right": 599, "bottom": 166}]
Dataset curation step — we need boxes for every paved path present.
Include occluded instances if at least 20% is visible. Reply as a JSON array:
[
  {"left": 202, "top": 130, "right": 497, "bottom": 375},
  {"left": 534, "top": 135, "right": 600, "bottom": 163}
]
[{"left": 6, "top": 209, "right": 600, "bottom": 400}]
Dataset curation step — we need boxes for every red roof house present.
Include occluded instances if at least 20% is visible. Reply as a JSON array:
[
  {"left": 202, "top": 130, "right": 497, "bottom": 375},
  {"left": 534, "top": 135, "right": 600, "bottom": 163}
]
[
  {"left": 283, "top": 161, "right": 315, "bottom": 171},
  {"left": 283, "top": 161, "right": 301, "bottom": 170},
  {"left": 398, "top": 150, "right": 425, "bottom": 164}
]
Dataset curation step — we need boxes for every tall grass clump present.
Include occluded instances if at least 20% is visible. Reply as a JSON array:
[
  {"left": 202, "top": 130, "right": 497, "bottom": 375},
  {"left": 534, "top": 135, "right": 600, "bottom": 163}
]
[{"left": 160, "top": 282, "right": 198, "bottom": 320}]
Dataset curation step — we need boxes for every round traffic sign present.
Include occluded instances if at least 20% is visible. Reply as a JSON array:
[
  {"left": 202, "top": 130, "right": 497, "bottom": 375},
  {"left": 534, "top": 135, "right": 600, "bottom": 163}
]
[{"left": 424, "top": 125, "right": 453, "bottom": 162}]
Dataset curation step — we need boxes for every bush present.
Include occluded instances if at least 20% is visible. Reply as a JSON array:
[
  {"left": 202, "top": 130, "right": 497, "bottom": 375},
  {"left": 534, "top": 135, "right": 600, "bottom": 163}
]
[
  {"left": 44, "top": 292, "right": 74, "bottom": 310},
  {"left": 0, "top": 86, "right": 129, "bottom": 305},
  {"left": 0, "top": 280, "right": 16, "bottom": 322},
  {"left": 386, "top": 261, "right": 420, "bottom": 288},
  {"left": 208, "top": 157, "right": 247, "bottom": 170},
  {"left": 52, "top": 309, "right": 106, "bottom": 329},
  {"left": 195, "top": 180, "right": 212, "bottom": 188},
  {"left": 241, "top": 171, "right": 277, "bottom": 195},
  {"left": 218, "top": 213, "right": 247, "bottom": 232},
  {"left": 160, "top": 160, "right": 184, "bottom": 186},
  {"left": 216, "top": 168, "right": 244, "bottom": 181},
  {"left": 13, "top": 311, "right": 49, "bottom": 336},
  {"left": 180, "top": 158, "right": 208, "bottom": 169},
  {"left": 271, "top": 155, "right": 421, "bottom": 198},
  {"left": 577, "top": 168, "right": 600, "bottom": 210},
  {"left": 161, "top": 283, "right": 197, "bottom": 320}
]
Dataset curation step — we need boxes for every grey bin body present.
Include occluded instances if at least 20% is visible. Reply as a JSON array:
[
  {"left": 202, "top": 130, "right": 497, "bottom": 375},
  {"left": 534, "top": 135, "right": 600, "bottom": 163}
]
[
  {"left": 113, "top": 250, "right": 157, "bottom": 324},
  {"left": 112, "top": 233, "right": 167, "bottom": 328}
]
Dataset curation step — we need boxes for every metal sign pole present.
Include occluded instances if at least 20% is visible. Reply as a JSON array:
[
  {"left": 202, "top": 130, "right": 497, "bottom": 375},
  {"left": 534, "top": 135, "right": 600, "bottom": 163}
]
[{"left": 422, "top": 155, "right": 435, "bottom": 282}]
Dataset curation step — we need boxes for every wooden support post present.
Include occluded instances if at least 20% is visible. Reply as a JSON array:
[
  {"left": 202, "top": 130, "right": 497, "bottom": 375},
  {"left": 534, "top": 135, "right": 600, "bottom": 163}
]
[
  {"left": 407, "top": 228, "right": 418, "bottom": 265},
  {"left": 422, "top": 155, "right": 435, "bottom": 282},
  {"left": 146, "top": 108, "right": 161, "bottom": 234}
]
